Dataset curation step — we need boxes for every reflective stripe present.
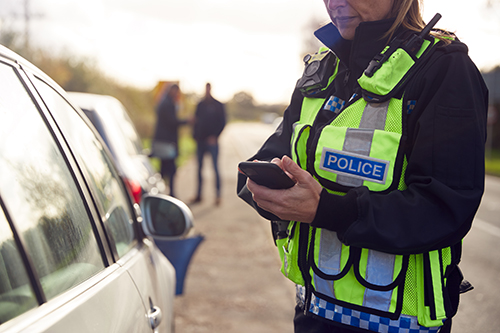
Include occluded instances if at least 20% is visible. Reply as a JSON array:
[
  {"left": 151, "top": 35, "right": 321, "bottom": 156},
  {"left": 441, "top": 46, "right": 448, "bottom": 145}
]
[
  {"left": 363, "top": 250, "right": 396, "bottom": 311},
  {"left": 343, "top": 128, "right": 374, "bottom": 155},
  {"left": 337, "top": 129, "right": 374, "bottom": 186},
  {"left": 365, "top": 250, "right": 396, "bottom": 286},
  {"left": 314, "top": 276, "right": 336, "bottom": 300},
  {"left": 360, "top": 101, "right": 390, "bottom": 130},
  {"left": 318, "top": 230, "right": 343, "bottom": 275},
  {"left": 282, "top": 245, "right": 289, "bottom": 276},
  {"left": 337, "top": 101, "right": 390, "bottom": 186},
  {"left": 313, "top": 230, "right": 342, "bottom": 301}
]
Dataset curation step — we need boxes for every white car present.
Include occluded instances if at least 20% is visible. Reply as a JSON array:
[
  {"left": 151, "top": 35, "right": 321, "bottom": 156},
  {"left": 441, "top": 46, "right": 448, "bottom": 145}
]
[
  {"left": 66, "top": 92, "right": 167, "bottom": 204},
  {"left": 0, "top": 44, "right": 191, "bottom": 332}
]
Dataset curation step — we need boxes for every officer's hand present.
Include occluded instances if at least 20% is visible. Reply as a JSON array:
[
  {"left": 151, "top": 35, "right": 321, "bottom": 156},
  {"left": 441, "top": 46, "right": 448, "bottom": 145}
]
[{"left": 247, "top": 156, "right": 322, "bottom": 223}]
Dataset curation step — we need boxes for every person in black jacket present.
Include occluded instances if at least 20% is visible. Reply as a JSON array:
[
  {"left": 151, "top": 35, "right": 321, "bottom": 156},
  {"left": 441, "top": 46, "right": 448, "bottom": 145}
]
[
  {"left": 237, "top": 0, "right": 488, "bottom": 332},
  {"left": 192, "top": 83, "right": 226, "bottom": 206},
  {"left": 152, "top": 84, "right": 186, "bottom": 197}
]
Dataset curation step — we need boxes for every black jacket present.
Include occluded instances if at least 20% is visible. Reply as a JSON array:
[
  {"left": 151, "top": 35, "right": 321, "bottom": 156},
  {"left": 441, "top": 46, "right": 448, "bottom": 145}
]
[
  {"left": 237, "top": 18, "right": 488, "bottom": 256},
  {"left": 153, "top": 94, "right": 184, "bottom": 147},
  {"left": 193, "top": 97, "right": 226, "bottom": 142}
]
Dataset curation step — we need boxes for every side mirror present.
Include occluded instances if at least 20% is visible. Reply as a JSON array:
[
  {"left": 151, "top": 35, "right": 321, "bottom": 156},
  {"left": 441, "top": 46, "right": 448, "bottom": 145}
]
[{"left": 140, "top": 194, "right": 193, "bottom": 239}]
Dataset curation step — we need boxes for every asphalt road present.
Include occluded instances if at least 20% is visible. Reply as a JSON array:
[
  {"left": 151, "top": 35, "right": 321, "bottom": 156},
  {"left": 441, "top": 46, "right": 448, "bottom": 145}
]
[
  {"left": 173, "top": 122, "right": 295, "bottom": 333},
  {"left": 172, "top": 122, "right": 499, "bottom": 332},
  {"left": 453, "top": 174, "right": 500, "bottom": 332}
]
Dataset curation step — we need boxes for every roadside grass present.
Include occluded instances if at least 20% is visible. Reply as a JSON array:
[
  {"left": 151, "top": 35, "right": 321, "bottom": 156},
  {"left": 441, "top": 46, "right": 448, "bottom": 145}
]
[{"left": 486, "top": 150, "right": 500, "bottom": 177}]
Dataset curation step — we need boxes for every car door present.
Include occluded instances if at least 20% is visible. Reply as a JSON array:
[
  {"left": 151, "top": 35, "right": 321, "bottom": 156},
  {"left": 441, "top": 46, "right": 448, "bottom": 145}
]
[{"left": 29, "top": 73, "right": 175, "bottom": 333}]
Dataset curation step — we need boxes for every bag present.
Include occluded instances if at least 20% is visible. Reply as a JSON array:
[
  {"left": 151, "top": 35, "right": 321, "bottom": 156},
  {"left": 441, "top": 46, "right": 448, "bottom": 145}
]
[{"left": 152, "top": 141, "right": 176, "bottom": 159}]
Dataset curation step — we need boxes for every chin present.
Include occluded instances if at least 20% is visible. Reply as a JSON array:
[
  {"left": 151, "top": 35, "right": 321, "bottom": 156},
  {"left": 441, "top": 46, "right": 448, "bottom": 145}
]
[{"left": 339, "top": 30, "right": 355, "bottom": 40}]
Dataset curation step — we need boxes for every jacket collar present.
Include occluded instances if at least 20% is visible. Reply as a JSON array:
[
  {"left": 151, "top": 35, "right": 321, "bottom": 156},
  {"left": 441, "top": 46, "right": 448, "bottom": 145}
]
[{"left": 314, "top": 18, "right": 399, "bottom": 80}]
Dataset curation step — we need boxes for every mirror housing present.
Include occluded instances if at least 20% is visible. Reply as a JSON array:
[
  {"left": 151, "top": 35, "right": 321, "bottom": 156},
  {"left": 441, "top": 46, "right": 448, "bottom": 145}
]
[{"left": 140, "top": 194, "right": 193, "bottom": 239}]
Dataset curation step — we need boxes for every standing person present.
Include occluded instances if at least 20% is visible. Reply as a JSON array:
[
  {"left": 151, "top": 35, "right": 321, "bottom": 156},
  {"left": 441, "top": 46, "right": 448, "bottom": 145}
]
[
  {"left": 192, "top": 83, "right": 226, "bottom": 206},
  {"left": 152, "top": 84, "right": 185, "bottom": 198},
  {"left": 237, "top": 0, "right": 488, "bottom": 332}
]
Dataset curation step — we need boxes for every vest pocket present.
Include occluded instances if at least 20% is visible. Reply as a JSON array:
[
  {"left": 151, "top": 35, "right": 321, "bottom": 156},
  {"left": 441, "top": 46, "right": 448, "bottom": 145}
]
[
  {"left": 277, "top": 221, "right": 305, "bottom": 285},
  {"left": 309, "top": 228, "right": 406, "bottom": 319},
  {"left": 310, "top": 228, "right": 352, "bottom": 280},
  {"left": 308, "top": 97, "right": 405, "bottom": 194},
  {"left": 313, "top": 126, "right": 402, "bottom": 192},
  {"left": 354, "top": 248, "right": 408, "bottom": 292}
]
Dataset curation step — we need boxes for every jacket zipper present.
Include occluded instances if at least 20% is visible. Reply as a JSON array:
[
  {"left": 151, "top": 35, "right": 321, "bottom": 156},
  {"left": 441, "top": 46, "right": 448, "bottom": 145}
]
[{"left": 343, "top": 69, "right": 351, "bottom": 87}]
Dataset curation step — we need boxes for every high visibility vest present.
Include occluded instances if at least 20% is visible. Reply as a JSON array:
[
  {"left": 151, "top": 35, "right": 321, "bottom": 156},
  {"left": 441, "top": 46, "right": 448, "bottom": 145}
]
[{"left": 276, "top": 37, "right": 459, "bottom": 332}]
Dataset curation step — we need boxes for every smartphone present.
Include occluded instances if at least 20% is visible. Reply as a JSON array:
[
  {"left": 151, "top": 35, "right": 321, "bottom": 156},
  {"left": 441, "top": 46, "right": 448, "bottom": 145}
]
[{"left": 238, "top": 161, "right": 296, "bottom": 189}]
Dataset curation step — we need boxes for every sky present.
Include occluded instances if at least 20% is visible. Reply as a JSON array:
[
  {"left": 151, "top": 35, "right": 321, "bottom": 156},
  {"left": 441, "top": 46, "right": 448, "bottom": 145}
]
[{"left": 1, "top": 0, "right": 499, "bottom": 104}]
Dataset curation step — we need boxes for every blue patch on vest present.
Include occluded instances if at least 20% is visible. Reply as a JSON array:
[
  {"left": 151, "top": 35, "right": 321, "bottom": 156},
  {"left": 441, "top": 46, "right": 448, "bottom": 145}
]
[{"left": 320, "top": 148, "right": 389, "bottom": 184}]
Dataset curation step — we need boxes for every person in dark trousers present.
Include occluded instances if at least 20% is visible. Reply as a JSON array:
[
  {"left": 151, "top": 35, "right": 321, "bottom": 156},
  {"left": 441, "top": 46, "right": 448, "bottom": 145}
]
[
  {"left": 192, "top": 83, "right": 226, "bottom": 206},
  {"left": 152, "top": 84, "right": 186, "bottom": 198},
  {"left": 237, "top": 0, "right": 488, "bottom": 332}
]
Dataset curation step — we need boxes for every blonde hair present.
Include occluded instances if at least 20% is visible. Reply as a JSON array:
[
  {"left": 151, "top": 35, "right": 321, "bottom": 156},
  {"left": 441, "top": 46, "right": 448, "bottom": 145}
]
[{"left": 386, "top": 0, "right": 453, "bottom": 44}]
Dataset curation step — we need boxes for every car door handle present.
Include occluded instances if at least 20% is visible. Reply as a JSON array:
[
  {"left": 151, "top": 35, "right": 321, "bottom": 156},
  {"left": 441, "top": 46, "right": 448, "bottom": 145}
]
[{"left": 148, "top": 305, "right": 162, "bottom": 330}]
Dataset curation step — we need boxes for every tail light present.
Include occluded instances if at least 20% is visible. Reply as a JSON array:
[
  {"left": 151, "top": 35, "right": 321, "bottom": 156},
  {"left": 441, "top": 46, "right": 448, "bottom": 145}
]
[{"left": 123, "top": 177, "right": 142, "bottom": 203}]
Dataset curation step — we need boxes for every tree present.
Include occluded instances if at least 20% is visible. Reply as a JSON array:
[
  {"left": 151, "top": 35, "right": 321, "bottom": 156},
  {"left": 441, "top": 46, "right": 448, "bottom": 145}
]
[{"left": 227, "top": 91, "right": 259, "bottom": 121}]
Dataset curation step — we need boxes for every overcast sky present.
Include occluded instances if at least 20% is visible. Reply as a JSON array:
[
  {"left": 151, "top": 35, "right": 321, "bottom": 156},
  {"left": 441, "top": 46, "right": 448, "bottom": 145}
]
[{"left": 2, "top": 0, "right": 499, "bottom": 104}]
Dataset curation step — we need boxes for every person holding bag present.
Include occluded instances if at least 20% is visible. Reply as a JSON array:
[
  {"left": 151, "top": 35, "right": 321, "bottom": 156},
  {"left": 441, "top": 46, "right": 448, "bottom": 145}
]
[{"left": 152, "top": 84, "right": 187, "bottom": 197}]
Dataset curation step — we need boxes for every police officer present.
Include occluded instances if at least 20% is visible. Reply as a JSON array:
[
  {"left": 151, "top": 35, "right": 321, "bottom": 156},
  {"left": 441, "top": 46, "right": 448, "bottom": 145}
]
[{"left": 237, "top": 0, "right": 488, "bottom": 332}]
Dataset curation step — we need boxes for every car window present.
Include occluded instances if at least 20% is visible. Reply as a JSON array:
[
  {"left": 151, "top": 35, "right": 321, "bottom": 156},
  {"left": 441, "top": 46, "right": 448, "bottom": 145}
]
[
  {"left": 0, "top": 63, "right": 104, "bottom": 312},
  {"left": 0, "top": 209, "right": 38, "bottom": 324},
  {"left": 32, "top": 79, "right": 137, "bottom": 258},
  {"left": 103, "top": 99, "right": 143, "bottom": 157}
]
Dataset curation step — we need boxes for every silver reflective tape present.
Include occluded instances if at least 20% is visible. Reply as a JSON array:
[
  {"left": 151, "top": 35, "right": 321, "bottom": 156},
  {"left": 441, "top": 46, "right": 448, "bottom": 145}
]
[
  {"left": 337, "top": 129, "right": 374, "bottom": 186},
  {"left": 313, "top": 231, "right": 343, "bottom": 300},
  {"left": 360, "top": 101, "right": 390, "bottom": 130},
  {"left": 363, "top": 250, "right": 396, "bottom": 311},
  {"left": 336, "top": 101, "right": 390, "bottom": 186},
  {"left": 343, "top": 128, "right": 374, "bottom": 155},
  {"left": 282, "top": 245, "right": 289, "bottom": 277},
  {"left": 313, "top": 275, "right": 336, "bottom": 300},
  {"left": 318, "top": 230, "right": 343, "bottom": 275}
]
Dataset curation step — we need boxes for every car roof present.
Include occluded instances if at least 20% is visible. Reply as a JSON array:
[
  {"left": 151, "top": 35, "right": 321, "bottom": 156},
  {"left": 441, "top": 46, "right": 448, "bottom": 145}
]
[
  {"left": 66, "top": 92, "right": 121, "bottom": 112},
  {"left": 0, "top": 44, "right": 65, "bottom": 98}
]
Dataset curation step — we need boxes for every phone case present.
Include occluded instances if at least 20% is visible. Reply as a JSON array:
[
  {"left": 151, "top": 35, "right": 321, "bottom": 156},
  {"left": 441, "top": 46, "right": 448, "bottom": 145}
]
[{"left": 238, "top": 162, "right": 295, "bottom": 189}]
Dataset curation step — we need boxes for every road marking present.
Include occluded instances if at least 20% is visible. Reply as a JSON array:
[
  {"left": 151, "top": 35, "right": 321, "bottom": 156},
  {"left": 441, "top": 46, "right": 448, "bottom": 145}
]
[{"left": 474, "top": 218, "right": 500, "bottom": 238}]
